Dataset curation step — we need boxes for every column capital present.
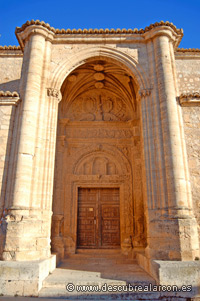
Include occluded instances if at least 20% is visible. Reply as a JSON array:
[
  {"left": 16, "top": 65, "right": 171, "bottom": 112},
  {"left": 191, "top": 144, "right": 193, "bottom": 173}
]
[
  {"left": 139, "top": 88, "right": 152, "bottom": 98},
  {"left": 47, "top": 88, "right": 62, "bottom": 102},
  {"left": 16, "top": 24, "right": 54, "bottom": 51},
  {"left": 143, "top": 25, "right": 183, "bottom": 49}
]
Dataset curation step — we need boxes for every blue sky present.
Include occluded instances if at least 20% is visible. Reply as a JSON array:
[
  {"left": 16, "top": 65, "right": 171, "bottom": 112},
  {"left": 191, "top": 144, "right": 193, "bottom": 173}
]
[{"left": 0, "top": 0, "right": 200, "bottom": 48}]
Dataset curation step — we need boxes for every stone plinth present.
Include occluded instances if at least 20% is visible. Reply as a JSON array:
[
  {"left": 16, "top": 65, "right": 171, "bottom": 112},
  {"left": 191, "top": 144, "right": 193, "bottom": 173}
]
[{"left": 0, "top": 255, "right": 56, "bottom": 296}]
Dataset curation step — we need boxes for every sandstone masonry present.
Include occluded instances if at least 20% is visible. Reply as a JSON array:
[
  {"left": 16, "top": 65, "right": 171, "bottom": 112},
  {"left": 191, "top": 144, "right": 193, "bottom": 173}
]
[{"left": 0, "top": 20, "right": 199, "bottom": 297}]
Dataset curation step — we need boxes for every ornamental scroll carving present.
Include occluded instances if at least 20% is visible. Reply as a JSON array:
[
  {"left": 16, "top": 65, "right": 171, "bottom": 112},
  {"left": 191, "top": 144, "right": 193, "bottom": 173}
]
[{"left": 65, "top": 93, "right": 130, "bottom": 121}]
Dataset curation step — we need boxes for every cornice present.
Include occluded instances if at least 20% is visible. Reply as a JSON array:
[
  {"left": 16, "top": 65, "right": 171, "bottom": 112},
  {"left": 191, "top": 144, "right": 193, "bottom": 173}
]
[
  {"left": 176, "top": 48, "right": 200, "bottom": 53},
  {"left": 0, "top": 91, "right": 20, "bottom": 106},
  {"left": 15, "top": 20, "right": 183, "bottom": 36},
  {"left": 0, "top": 46, "right": 23, "bottom": 57},
  {"left": 15, "top": 20, "right": 183, "bottom": 51},
  {"left": 179, "top": 92, "right": 200, "bottom": 106},
  {"left": 0, "top": 45, "right": 21, "bottom": 50},
  {"left": 0, "top": 91, "right": 19, "bottom": 97}
]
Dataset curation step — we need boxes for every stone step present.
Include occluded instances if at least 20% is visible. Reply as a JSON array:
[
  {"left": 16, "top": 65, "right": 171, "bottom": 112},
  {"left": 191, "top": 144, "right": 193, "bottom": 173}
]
[
  {"left": 42, "top": 268, "right": 101, "bottom": 287},
  {"left": 39, "top": 287, "right": 189, "bottom": 300},
  {"left": 62, "top": 255, "right": 137, "bottom": 264},
  {"left": 39, "top": 250, "right": 158, "bottom": 299},
  {"left": 76, "top": 249, "right": 121, "bottom": 254}
]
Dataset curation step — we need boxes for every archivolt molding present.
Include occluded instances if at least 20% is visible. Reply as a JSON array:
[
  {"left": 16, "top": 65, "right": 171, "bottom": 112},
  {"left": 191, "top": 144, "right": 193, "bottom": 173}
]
[{"left": 49, "top": 46, "right": 151, "bottom": 95}]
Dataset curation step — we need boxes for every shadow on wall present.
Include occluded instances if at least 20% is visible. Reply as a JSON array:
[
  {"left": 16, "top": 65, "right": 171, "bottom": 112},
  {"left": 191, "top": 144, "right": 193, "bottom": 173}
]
[{"left": 0, "top": 80, "right": 20, "bottom": 93}]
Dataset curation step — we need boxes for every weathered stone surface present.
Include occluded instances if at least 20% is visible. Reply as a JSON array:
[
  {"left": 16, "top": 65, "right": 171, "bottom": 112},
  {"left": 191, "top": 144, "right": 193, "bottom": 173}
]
[
  {"left": 181, "top": 106, "right": 200, "bottom": 252},
  {"left": 0, "top": 255, "right": 56, "bottom": 296}
]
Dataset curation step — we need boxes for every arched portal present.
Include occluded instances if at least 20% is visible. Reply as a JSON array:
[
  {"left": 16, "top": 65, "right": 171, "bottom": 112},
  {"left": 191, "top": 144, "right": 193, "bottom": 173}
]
[{"left": 51, "top": 58, "right": 146, "bottom": 259}]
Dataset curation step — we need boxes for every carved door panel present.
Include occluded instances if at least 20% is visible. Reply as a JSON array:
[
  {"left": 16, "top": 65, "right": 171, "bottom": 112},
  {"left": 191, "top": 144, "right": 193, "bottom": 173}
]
[
  {"left": 101, "top": 205, "right": 120, "bottom": 246},
  {"left": 77, "top": 188, "right": 120, "bottom": 248},
  {"left": 77, "top": 188, "right": 98, "bottom": 247}
]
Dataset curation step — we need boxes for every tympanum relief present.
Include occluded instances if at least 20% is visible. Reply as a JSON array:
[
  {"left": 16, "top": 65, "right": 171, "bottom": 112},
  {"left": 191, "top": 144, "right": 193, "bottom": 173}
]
[
  {"left": 66, "top": 93, "right": 130, "bottom": 121},
  {"left": 52, "top": 59, "right": 146, "bottom": 257}
]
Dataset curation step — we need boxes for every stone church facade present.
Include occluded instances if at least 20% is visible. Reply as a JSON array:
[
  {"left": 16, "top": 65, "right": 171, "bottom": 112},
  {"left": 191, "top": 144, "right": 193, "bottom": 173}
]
[{"left": 0, "top": 20, "right": 200, "bottom": 296}]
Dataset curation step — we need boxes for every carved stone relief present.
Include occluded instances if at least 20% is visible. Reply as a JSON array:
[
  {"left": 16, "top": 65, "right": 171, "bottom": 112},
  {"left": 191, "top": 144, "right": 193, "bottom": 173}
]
[
  {"left": 75, "top": 154, "right": 118, "bottom": 175},
  {"left": 64, "top": 127, "right": 134, "bottom": 139},
  {"left": 52, "top": 59, "right": 145, "bottom": 257},
  {"left": 65, "top": 93, "right": 130, "bottom": 121}
]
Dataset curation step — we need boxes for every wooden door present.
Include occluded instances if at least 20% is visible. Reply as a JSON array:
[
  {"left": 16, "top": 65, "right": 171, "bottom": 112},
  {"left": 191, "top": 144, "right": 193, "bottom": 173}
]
[{"left": 77, "top": 188, "right": 120, "bottom": 248}]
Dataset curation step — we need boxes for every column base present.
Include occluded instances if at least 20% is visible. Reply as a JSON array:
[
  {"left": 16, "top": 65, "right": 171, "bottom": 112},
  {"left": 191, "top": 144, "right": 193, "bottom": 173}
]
[
  {"left": 146, "top": 210, "right": 200, "bottom": 261},
  {"left": 0, "top": 208, "right": 52, "bottom": 261},
  {"left": 0, "top": 255, "right": 56, "bottom": 296},
  {"left": 137, "top": 252, "right": 200, "bottom": 297}
]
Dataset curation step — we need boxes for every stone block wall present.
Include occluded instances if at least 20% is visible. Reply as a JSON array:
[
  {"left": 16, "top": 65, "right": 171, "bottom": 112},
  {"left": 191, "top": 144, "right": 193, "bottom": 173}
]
[
  {"left": 0, "top": 50, "right": 22, "bottom": 93},
  {"left": 176, "top": 52, "right": 200, "bottom": 252},
  {"left": 0, "top": 50, "right": 22, "bottom": 219},
  {"left": 176, "top": 52, "right": 200, "bottom": 94},
  {"left": 0, "top": 103, "right": 17, "bottom": 217},
  {"left": 181, "top": 105, "right": 200, "bottom": 250}
]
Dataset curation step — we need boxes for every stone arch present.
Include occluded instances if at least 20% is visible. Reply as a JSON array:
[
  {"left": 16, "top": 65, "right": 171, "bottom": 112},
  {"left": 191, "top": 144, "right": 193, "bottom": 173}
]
[
  {"left": 72, "top": 145, "right": 132, "bottom": 176},
  {"left": 49, "top": 45, "right": 150, "bottom": 94},
  {"left": 51, "top": 48, "right": 147, "bottom": 257}
]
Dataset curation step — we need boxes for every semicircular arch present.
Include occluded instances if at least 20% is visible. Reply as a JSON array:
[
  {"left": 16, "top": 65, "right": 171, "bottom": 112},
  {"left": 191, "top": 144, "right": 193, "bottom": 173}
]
[{"left": 49, "top": 45, "right": 150, "bottom": 93}]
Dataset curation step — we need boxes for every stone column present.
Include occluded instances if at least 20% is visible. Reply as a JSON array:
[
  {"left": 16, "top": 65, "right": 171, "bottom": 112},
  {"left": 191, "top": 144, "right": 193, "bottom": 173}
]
[
  {"left": 0, "top": 25, "right": 56, "bottom": 261},
  {"left": 142, "top": 27, "right": 199, "bottom": 261}
]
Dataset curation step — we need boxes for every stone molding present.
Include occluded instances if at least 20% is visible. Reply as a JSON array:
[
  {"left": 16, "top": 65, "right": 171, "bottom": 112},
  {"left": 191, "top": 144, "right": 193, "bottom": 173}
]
[
  {"left": 0, "top": 45, "right": 21, "bottom": 50},
  {"left": 0, "top": 91, "right": 20, "bottom": 105},
  {"left": 179, "top": 92, "right": 200, "bottom": 106},
  {"left": 176, "top": 48, "right": 200, "bottom": 53},
  {"left": 15, "top": 20, "right": 183, "bottom": 36},
  {"left": 15, "top": 20, "right": 183, "bottom": 51}
]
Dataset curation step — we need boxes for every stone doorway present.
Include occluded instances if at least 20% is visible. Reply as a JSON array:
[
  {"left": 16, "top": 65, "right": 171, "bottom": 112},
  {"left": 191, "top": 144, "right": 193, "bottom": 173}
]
[
  {"left": 77, "top": 188, "right": 120, "bottom": 249},
  {"left": 51, "top": 58, "right": 146, "bottom": 259}
]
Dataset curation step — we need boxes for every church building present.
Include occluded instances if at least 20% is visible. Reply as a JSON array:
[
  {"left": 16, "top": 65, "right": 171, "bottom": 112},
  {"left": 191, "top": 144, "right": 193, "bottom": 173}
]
[{"left": 0, "top": 20, "right": 200, "bottom": 297}]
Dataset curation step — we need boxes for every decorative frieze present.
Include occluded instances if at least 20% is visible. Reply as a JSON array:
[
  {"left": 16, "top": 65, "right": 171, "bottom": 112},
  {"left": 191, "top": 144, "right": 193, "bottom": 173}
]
[{"left": 64, "top": 128, "right": 134, "bottom": 139}]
